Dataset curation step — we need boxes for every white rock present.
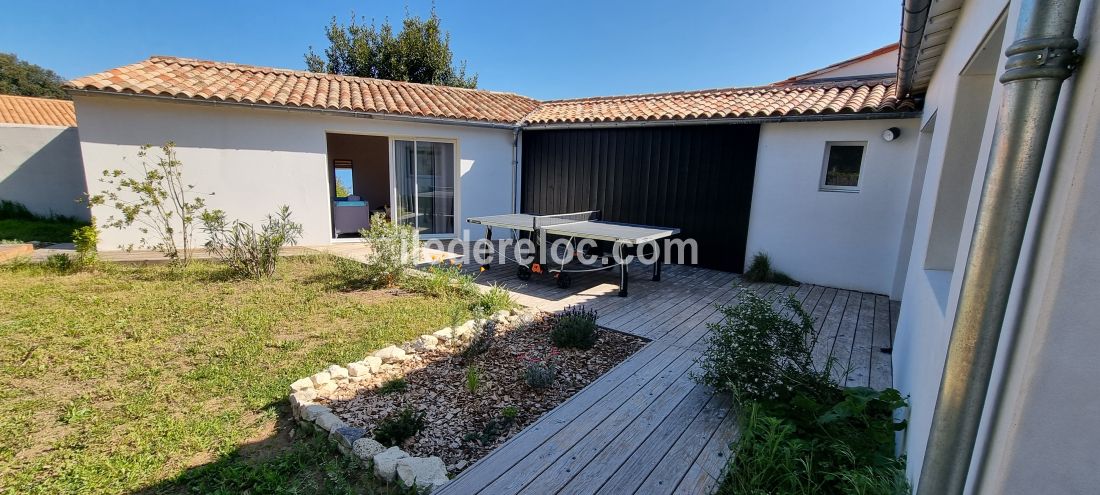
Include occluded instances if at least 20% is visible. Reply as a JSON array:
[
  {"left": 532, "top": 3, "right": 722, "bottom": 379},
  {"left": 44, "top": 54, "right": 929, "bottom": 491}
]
[
  {"left": 327, "top": 365, "right": 349, "bottom": 380},
  {"left": 289, "top": 390, "right": 318, "bottom": 419},
  {"left": 432, "top": 327, "right": 454, "bottom": 342},
  {"left": 414, "top": 335, "right": 439, "bottom": 351},
  {"left": 352, "top": 437, "right": 385, "bottom": 462},
  {"left": 373, "top": 345, "right": 407, "bottom": 363},
  {"left": 301, "top": 404, "right": 330, "bottom": 422},
  {"left": 316, "top": 382, "right": 338, "bottom": 395},
  {"left": 492, "top": 310, "right": 510, "bottom": 321},
  {"left": 360, "top": 356, "right": 383, "bottom": 372},
  {"left": 314, "top": 412, "right": 346, "bottom": 433},
  {"left": 373, "top": 446, "right": 410, "bottom": 481},
  {"left": 310, "top": 371, "right": 332, "bottom": 387},
  {"left": 396, "top": 456, "right": 449, "bottom": 489},
  {"left": 348, "top": 374, "right": 368, "bottom": 383},
  {"left": 289, "top": 377, "right": 315, "bottom": 393},
  {"left": 347, "top": 362, "right": 371, "bottom": 377}
]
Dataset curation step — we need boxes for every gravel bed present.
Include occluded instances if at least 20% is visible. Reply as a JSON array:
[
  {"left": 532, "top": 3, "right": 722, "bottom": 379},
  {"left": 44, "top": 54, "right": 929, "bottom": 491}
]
[{"left": 321, "top": 315, "right": 646, "bottom": 473}]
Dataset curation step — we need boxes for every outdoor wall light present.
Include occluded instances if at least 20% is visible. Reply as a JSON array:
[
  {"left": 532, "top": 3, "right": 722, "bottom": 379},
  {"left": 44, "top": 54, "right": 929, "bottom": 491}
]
[{"left": 881, "top": 127, "right": 902, "bottom": 142}]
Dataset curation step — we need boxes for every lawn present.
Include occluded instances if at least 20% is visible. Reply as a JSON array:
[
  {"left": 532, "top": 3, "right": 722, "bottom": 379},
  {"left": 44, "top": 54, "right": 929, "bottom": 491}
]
[{"left": 0, "top": 254, "right": 472, "bottom": 494}]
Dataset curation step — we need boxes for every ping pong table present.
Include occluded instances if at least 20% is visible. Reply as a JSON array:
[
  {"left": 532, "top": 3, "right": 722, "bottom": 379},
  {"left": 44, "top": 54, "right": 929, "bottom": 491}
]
[{"left": 467, "top": 211, "right": 680, "bottom": 297}]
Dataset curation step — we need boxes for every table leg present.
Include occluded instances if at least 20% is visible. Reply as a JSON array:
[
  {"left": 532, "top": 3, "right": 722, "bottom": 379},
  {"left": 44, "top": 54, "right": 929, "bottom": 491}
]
[{"left": 618, "top": 244, "right": 629, "bottom": 297}]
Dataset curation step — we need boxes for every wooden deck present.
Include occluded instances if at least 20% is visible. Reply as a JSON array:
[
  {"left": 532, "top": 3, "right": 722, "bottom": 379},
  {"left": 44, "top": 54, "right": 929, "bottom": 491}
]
[{"left": 434, "top": 247, "right": 899, "bottom": 495}]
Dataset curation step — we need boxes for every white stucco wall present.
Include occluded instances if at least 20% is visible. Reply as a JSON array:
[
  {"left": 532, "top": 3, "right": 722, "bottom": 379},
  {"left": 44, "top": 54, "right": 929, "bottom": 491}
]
[
  {"left": 72, "top": 95, "right": 515, "bottom": 249},
  {"left": 889, "top": 0, "right": 1012, "bottom": 489},
  {"left": 0, "top": 124, "right": 89, "bottom": 220},
  {"left": 745, "top": 119, "right": 920, "bottom": 297}
]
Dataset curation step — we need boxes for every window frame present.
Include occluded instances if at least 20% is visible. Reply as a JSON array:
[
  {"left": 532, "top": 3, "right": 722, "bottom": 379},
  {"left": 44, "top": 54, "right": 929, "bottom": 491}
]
[
  {"left": 333, "top": 159, "right": 354, "bottom": 199},
  {"left": 819, "top": 141, "right": 867, "bottom": 193}
]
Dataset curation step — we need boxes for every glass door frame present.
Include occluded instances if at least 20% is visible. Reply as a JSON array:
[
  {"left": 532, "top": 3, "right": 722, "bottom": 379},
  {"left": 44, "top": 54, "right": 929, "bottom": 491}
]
[{"left": 388, "top": 136, "right": 460, "bottom": 239}]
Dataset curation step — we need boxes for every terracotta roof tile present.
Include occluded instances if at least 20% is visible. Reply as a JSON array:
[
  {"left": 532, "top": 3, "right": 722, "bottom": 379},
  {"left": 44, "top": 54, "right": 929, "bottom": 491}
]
[
  {"left": 523, "top": 77, "right": 917, "bottom": 125},
  {"left": 67, "top": 56, "right": 919, "bottom": 127},
  {"left": 0, "top": 94, "right": 77, "bottom": 127},
  {"left": 67, "top": 56, "right": 541, "bottom": 125}
]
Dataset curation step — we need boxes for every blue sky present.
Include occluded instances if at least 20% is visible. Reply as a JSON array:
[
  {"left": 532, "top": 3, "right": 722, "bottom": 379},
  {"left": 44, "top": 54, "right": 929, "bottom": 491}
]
[{"left": 2, "top": 1, "right": 901, "bottom": 100}]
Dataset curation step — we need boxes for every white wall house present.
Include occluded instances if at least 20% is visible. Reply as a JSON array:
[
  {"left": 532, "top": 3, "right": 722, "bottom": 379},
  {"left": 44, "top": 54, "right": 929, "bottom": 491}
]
[
  {"left": 74, "top": 95, "right": 517, "bottom": 249},
  {"left": 0, "top": 95, "right": 89, "bottom": 221},
  {"left": 747, "top": 118, "right": 920, "bottom": 298},
  {"left": 889, "top": 0, "right": 1100, "bottom": 492}
]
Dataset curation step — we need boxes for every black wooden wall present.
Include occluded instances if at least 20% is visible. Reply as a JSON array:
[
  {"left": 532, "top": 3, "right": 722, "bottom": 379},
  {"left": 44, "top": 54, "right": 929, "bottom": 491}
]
[{"left": 521, "top": 125, "right": 760, "bottom": 272}]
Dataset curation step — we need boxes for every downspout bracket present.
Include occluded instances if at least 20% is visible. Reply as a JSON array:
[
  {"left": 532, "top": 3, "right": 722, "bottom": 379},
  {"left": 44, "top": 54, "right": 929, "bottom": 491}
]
[{"left": 1001, "top": 36, "right": 1081, "bottom": 83}]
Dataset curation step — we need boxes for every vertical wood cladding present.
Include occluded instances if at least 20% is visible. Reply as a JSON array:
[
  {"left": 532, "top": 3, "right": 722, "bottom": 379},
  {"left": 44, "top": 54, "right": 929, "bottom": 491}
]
[{"left": 521, "top": 125, "right": 760, "bottom": 272}]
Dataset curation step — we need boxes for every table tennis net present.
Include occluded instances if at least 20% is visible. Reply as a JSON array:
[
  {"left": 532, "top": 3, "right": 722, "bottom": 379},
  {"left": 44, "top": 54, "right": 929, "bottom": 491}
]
[{"left": 531, "top": 211, "right": 602, "bottom": 228}]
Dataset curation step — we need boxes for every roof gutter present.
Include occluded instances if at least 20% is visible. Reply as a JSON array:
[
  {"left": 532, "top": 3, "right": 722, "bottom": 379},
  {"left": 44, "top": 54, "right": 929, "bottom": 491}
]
[
  {"left": 65, "top": 88, "right": 523, "bottom": 130},
  {"left": 522, "top": 111, "right": 920, "bottom": 130},
  {"left": 916, "top": 0, "right": 1082, "bottom": 493},
  {"left": 897, "top": 0, "right": 933, "bottom": 98}
]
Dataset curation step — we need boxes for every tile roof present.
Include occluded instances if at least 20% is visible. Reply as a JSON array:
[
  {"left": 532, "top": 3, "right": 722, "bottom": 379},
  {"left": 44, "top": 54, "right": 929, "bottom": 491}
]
[
  {"left": 67, "top": 56, "right": 919, "bottom": 128},
  {"left": 67, "top": 56, "right": 541, "bottom": 125},
  {"left": 523, "top": 78, "right": 916, "bottom": 125},
  {"left": 0, "top": 94, "right": 77, "bottom": 127}
]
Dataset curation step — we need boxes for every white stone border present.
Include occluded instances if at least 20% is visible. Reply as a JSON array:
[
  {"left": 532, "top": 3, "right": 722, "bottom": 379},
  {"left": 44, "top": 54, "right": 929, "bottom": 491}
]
[{"left": 287, "top": 308, "right": 535, "bottom": 492}]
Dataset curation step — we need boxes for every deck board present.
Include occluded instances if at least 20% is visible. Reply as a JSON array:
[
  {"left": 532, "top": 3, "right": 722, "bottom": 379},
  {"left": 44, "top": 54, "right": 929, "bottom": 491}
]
[{"left": 374, "top": 247, "right": 900, "bottom": 495}]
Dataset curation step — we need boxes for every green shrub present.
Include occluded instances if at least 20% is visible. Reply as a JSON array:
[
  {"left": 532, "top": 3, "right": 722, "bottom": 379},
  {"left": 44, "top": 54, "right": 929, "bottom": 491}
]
[
  {"left": 744, "top": 252, "right": 799, "bottom": 286},
  {"left": 697, "top": 292, "right": 831, "bottom": 403},
  {"left": 405, "top": 262, "right": 476, "bottom": 298},
  {"left": 463, "top": 412, "right": 516, "bottom": 446},
  {"left": 700, "top": 292, "right": 910, "bottom": 494},
  {"left": 377, "top": 377, "right": 407, "bottom": 395},
  {"left": 470, "top": 282, "right": 515, "bottom": 314},
  {"left": 200, "top": 206, "right": 303, "bottom": 278},
  {"left": 71, "top": 222, "right": 99, "bottom": 267},
  {"left": 501, "top": 406, "right": 519, "bottom": 419},
  {"left": 720, "top": 395, "right": 909, "bottom": 495},
  {"left": 372, "top": 407, "right": 425, "bottom": 447},
  {"left": 359, "top": 213, "right": 417, "bottom": 288},
  {"left": 522, "top": 348, "right": 559, "bottom": 389},
  {"left": 549, "top": 305, "right": 599, "bottom": 350},
  {"left": 465, "top": 365, "right": 481, "bottom": 394},
  {"left": 44, "top": 253, "right": 74, "bottom": 273}
]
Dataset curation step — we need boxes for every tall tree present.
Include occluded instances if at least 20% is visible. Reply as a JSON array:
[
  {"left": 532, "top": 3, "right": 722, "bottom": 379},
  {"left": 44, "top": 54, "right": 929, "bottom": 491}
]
[
  {"left": 305, "top": 9, "right": 477, "bottom": 88},
  {"left": 0, "top": 53, "right": 69, "bottom": 100}
]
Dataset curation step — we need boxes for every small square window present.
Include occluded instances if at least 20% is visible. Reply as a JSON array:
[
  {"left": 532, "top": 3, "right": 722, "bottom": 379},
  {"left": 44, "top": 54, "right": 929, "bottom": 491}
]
[{"left": 821, "top": 142, "right": 866, "bottom": 192}]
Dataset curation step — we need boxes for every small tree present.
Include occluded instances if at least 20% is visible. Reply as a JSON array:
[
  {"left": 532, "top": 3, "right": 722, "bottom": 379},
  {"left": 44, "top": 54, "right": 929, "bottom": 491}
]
[
  {"left": 200, "top": 206, "right": 303, "bottom": 278},
  {"left": 359, "top": 212, "right": 417, "bottom": 287},
  {"left": 88, "top": 142, "right": 210, "bottom": 264},
  {"left": 305, "top": 9, "right": 477, "bottom": 88}
]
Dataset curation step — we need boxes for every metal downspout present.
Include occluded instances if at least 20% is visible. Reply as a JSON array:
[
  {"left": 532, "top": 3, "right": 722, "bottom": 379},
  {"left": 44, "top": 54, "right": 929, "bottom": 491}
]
[
  {"left": 916, "top": 1, "right": 1083, "bottom": 494},
  {"left": 898, "top": 0, "right": 933, "bottom": 98},
  {"left": 511, "top": 128, "right": 521, "bottom": 214}
]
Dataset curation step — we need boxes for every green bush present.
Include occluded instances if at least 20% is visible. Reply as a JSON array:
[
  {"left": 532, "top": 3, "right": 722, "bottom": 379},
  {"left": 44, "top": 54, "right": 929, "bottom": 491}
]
[
  {"left": 549, "top": 305, "right": 599, "bottom": 350},
  {"left": 71, "top": 222, "right": 99, "bottom": 267},
  {"left": 372, "top": 407, "right": 425, "bottom": 447},
  {"left": 720, "top": 394, "right": 909, "bottom": 495},
  {"left": 44, "top": 253, "right": 74, "bottom": 273},
  {"left": 522, "top": 347, "right": 559, "bottom": 389},
  {"left": 465, "top": 365, "right": 481, "bottom": 394},
  {"left": 200, "top": 206, "right": 303, "bottom": 278},
  {"left": 744, "top": 252, "right": 799, "bottom": 286},
  {"left": 377, "top": 377, "right": 407, "bottom": 395},
  {"left": 359, "top": 213, "right": 417, "bottom": 288},
  {"left": 697, "top": 292, "right": 831, "bottom": 403},
  {"left": 470, "top": 282, "right": 515, "bottom": 314},
  {"left": 700, "top": 292, "right": 910, "bottom": 494},
  {"left": 404, "top": 262, "right": 476, "bottom": 298}
]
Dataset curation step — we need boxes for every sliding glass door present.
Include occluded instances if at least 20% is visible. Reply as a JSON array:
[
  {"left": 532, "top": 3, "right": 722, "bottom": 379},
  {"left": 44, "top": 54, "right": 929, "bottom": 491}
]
[{"left": 394, "top": 140, "right": 455, "bottom": 235}]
